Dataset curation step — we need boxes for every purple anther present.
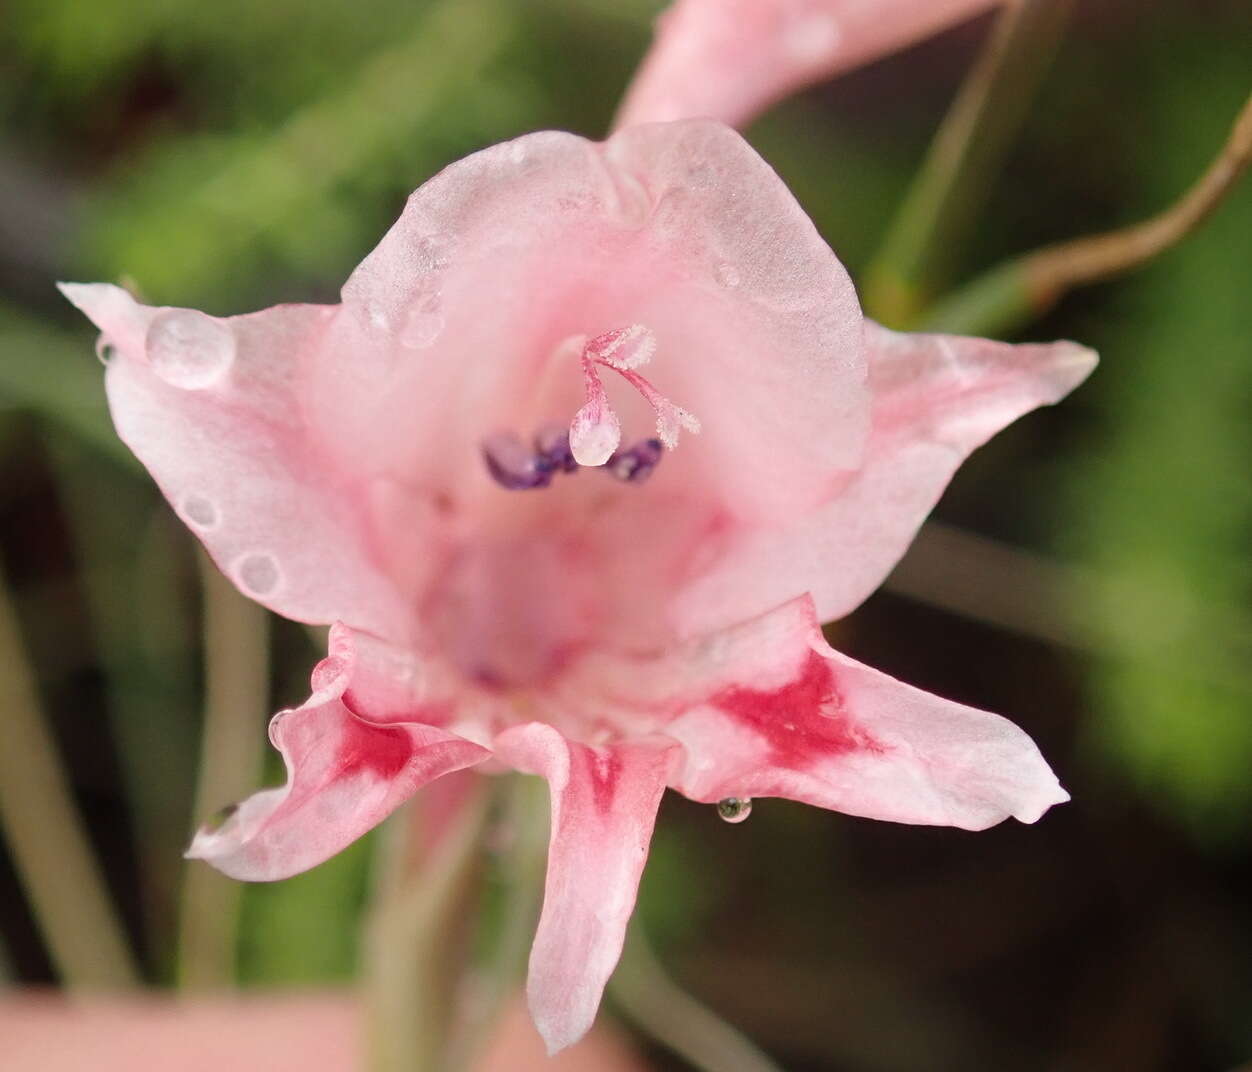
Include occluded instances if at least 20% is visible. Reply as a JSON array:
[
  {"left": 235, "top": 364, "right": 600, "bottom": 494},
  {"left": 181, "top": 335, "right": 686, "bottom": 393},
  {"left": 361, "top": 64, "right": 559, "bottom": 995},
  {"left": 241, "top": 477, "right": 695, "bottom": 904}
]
[
  {"left": 606, "top": 438, "right": 664, "bottom": 483},
  {"left": 483, "top": 432, "right": 554, "bottom": 491},
  {"left": 534, "top": 423, "right": 578, "bottom": 473}
]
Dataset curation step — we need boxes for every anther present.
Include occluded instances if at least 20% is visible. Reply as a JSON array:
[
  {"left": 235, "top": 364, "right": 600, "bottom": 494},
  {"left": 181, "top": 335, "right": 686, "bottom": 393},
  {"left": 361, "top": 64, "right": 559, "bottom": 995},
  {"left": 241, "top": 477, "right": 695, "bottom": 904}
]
[
  {"left": 534, "top": 424, "right": 578, "bottom": 473},
  {"left": 482, "top": 432, "right": 555, "bottom": 491},
  {"left": 606, "top": 439, "right": 664, "bottom": 483}
]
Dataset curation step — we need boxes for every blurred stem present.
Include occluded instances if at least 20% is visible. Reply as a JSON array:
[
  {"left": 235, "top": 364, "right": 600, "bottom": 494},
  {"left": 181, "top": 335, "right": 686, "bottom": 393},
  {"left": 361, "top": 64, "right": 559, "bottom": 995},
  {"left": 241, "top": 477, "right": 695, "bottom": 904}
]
[
  {"left": 0, "top": 558, "right": 140, "bottom": 988},
  {"left": 177, "top": 551, "right": 270, "bottom": 989},
  {"left": 49, "top": 443, "right": 200, "bottom": 977},
  {"left": 919, "top": 89, "right": 1252, "bottom": 337},
  {"left": 862, "top": 0, "right": 1073, "bottom": 328},
  {"left": 363, "top": 782, "right": 492, "bottom": 1072},
  {"left": 443, "top": 773, "right": 550, "bottom": 1072},
  {"left": 611, "top": 926, "right": 784, "bottom": 1072}
]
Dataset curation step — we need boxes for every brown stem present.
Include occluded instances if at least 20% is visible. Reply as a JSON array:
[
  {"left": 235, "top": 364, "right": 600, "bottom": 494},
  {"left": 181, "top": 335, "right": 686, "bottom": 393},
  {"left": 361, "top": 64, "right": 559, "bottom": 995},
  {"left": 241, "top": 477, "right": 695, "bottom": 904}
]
[
  {"left": 921, "top": 90, "right": 1252, "bottom": 336},
  {"left": 1024, "top": 90, "right": 1252, "bottom": 304}
]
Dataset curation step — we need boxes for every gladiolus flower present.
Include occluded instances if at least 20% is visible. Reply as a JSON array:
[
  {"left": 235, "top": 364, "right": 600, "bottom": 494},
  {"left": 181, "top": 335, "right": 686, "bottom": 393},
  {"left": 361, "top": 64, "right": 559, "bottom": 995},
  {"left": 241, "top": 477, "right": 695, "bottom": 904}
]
[
  {"left": 60, "top": 119, "right": 1092, "bottom": 1054},
  {"left": 615, "top": 0, "right": 1001, "bottom": 130}
]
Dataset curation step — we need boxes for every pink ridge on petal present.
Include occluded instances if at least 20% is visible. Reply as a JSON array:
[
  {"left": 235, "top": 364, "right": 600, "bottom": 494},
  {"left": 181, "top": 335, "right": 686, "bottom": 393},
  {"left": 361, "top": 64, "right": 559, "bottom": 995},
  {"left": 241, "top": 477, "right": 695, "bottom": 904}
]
[
  {"left": 672, "top": 325, "right": 1097, "bottom": 636},
  {"left": 186, "top": 650, "right": 489, "bottom": 881},
  {"left": 575, "top": 596, "right": 1068, "bottom": 829},
  {"left": 615, "top": 0, "right": 1002, "bottom": 131},
  {"left": 494, "top": 723, "right": 678, "bottom": 1054}
]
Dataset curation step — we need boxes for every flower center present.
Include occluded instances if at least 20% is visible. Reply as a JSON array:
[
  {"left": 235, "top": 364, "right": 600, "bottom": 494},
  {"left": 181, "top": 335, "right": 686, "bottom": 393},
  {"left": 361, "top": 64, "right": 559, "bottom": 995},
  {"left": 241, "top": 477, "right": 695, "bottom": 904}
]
[{"left": 482, "top": 324, "right": 699, "bottom": 491}]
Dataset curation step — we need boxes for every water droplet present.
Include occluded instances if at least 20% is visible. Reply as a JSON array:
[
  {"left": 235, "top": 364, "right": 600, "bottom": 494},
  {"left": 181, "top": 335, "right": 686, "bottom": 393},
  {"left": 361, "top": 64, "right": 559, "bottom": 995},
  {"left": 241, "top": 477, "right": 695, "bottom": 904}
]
[
  {"left": 716, "top": 797, "right": 752, "bottom": 824},
  {"left": 147, "top": 310, "right": 236, "bottom": 389},
  {"left": 781, "top": 12, "right": 841, "bottom": 62},
  {"left": 414, "top": 234, "right": 452, "bottom": 273},
  {"left": 95, "top": 337, "right": 116, "bottom": 365},
  {"left": 714, "top": 262, "right": 740, "bottom": 288},
  {"left": 367, "top": 302, "right": 391, "bottom": 331},
  {"left": 400, "top": 302, "right": 445, "bottom": 349},
  {"left": 181, "top": 493, "right": 219, "bottom": 530},
  {"left": 234, "top": 552, "right": 282, "bottom": 597}
]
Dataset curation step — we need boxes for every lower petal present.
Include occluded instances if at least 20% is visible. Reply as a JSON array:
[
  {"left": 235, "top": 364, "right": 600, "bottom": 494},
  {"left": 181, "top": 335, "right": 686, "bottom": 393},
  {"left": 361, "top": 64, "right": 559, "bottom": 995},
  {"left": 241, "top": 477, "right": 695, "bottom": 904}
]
[
  {"left": 187, "top": 691, "right": 489, "bottom": 881},
  {"left": 575, "top": 597, "right": 1068, "bottom": 831},
  {"left": 493, "top": 723, "right": 677, "bottom": 1054}
]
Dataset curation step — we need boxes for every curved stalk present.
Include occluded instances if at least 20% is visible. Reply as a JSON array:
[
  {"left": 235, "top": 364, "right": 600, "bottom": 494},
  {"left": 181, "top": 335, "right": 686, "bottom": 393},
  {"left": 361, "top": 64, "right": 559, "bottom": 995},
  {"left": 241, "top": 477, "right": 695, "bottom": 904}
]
[{"left": 920, "top": 90, "right": 1252, "bottom": 336}]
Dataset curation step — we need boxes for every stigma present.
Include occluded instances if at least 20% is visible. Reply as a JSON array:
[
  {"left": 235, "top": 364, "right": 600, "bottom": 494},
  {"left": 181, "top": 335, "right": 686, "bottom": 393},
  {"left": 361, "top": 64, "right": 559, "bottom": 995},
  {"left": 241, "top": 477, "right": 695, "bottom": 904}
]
[{"left": 568, "top": 325, "right": 700, "bottom": 467}]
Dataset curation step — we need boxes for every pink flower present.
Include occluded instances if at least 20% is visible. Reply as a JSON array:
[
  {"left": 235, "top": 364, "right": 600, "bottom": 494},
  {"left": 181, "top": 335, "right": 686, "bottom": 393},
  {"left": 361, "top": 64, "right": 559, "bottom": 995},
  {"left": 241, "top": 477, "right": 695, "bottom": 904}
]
[
  {"left": 60, "top": 120, "right": 1092, "bottom": 1054},
  {"left": 615, "top": 0, "right": 1001, "bottom": 130}
]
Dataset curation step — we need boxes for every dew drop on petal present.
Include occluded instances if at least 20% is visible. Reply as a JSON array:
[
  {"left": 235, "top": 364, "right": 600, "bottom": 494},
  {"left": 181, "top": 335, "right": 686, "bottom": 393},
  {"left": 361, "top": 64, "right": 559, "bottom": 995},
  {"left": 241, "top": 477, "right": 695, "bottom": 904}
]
[
  {"left": 414, "top": 234, "right": 452, "bottom": 273},
  {"left": 147, "top": 310, "right": 236, "bottom": 389},
  {"left": 714, "top": 262, "right": 740, "bottom": 289},
  {"left": 181, "top": 493, "right": 219, "bottom": 530},
  {"left": 95, "top": 337, "right": 116, "bottom": 365},
  {"left": 570, "top": 402, "right": 621, "bottom": 467},
  {"left": 781, "top": 12, "right": 841, "bottom": 62},
  {"left": 400, "top": 307, "right": 445, "bottom": 349},
  {"left": 716, "top": 797, "right": 753, "bottom": 824},
  {"left": 234, "top": 552, "right": 282, "bottom": 597}
]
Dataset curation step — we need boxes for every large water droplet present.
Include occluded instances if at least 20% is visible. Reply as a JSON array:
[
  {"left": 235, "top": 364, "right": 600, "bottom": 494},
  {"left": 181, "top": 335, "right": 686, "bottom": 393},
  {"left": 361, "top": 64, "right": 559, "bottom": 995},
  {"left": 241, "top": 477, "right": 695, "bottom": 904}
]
[
  {"left": 716, "top": 797, "right": 752, "bottom": 824},
  {"left": 147, "top": 310, "right": 236, "bottom": 389},
  {"left": 95, "top": 337, "right": 116, "bottom": 365},
  {"left": 714, "top": 262, "right": 741, "bottom": 289},
  {"left": 181, "top": 493, "right": 220, "bottom": 530},
  {"left": 234, "top": 552, "right": 282, "bottom": 597}
]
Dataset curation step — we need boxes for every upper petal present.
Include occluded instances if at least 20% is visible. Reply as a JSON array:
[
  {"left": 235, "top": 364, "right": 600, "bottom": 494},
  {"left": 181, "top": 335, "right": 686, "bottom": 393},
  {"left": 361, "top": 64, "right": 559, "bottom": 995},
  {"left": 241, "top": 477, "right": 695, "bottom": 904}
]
[
  {"left": 329, "top": 120, "right": 869, "bottom": 522},
  {"left": 615, "top": 0, "right": 1001, "bottom": 130},
  {"left": 59, "top": 282, "right": 420, "bottom": 642},
  {"left": 186, "top": 646, "right": 489, "bottom": 881},
  {"left": 493, "top": 723, "right": 677, "bottom": 1054},
  {"left": 671, "top": 324, "right": 1097, "bottom": 635},
  {"left": 577, "top": 596, "right": 1068, "bottom": 830}
]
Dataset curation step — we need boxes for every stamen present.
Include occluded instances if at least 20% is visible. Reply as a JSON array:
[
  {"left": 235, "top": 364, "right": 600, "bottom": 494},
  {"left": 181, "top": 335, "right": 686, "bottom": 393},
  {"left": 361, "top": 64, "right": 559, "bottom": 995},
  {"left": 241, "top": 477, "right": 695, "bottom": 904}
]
[
  {"left": 607, "top": 438, "right": 664, "bottom": 483},
  {"left": 482, "top": 432, "right": 555, "bottom": 491},
  {"left": 534, "top": 424, "right": 578, "bottom": 473}
]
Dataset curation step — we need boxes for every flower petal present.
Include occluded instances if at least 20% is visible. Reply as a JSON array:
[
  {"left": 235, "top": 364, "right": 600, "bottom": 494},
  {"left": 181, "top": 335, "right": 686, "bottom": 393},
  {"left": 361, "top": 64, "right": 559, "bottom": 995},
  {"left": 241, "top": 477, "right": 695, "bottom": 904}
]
[
  {"left": 58, "top": 282, "right": 420, "bottom": 642},
  {"left": 672, "top": 325, "right": 1098, "bottom": 635},
  {"left": 336, "top": 120, "right": 869, "bottom": 521},
  {"left": 615, "top": 0, "right": 1000, "bottom": 130},
  {"left": 579, "top": 596, "right": 1067, "bottom": 830},
  {"left": 186, "top": 655, "right": 489, "bottom": 881},
  {"left": 493, "top": 723, "right": 677, "bottom": 1054}
]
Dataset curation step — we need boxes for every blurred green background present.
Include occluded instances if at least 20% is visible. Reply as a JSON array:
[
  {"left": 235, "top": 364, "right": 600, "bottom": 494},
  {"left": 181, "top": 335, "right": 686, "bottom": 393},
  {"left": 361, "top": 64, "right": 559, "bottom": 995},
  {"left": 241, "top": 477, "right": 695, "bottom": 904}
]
[{"left": 1, "top": 1, "right": 1250, "bottom": 1069}]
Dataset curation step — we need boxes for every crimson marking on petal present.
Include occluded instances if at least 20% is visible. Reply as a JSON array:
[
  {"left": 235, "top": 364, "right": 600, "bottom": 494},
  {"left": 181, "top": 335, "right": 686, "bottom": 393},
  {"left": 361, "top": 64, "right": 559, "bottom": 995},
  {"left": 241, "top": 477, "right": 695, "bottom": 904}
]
[
  {"left": 583, "top": 747, "right": 624, "bottom": 815},
  {"left": 711, "top": 651, "right": 880, "bottom": 767},
  {"left": 334, "top": 720, "right": 414, "bottom": 781}
]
